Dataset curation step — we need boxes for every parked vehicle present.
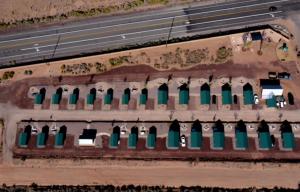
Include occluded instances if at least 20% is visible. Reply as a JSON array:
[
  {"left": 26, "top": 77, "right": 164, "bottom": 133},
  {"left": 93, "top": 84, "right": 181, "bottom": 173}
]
[
  {"left": 277, "top": 72, "right": 291, "bottom": 80},
  {"left": 180, "top": 135, "right": 186, "bottom": 147},
  {"left": 121, "top": 129, "right": 126, "bottom": 135},
  {"left": 268, "top": 72, "right": 277, "bottom": 79},
  {"left": 254, "top": 94, "right": 259, "bottom": 104},
  {"left": 276, "top": 96, "right": 286, "bottom": 108},
  {"left": 31, "top": 125, "right": 38, "bottom": 134}
]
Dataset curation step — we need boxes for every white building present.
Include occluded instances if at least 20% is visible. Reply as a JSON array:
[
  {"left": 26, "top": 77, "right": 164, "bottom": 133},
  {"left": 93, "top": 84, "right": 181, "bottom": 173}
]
[{"left": 260, "top": 79, "right": 283, "bottom": 99}]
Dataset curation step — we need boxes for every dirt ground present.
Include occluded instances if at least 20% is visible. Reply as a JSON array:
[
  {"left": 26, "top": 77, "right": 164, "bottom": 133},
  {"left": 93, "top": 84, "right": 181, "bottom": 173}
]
[
  {"left": 0, "top": 0, "right": 145, "bottom": 23},
  {"left": 0, "top": 160, "right": 299, "bottom": 188},
  {"left": 0, "top": 0, "right": 225, "bottom": 24}
]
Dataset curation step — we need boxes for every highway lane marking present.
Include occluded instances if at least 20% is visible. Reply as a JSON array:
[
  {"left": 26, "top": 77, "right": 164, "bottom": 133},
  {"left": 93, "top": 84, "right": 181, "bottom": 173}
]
[
  {"left": 0, "top": 0, "right": 288, "bottom": 45},
  {"left": 17, "top": 11, "right": 282, "bottom": 51},
  {"left": 0, "top": 0, "right": 267, "bottom": 38},
  {"left": 0, "top": 6, "right": 281, "bottom": 51},
  {"left": 0, "top": 14, "right": 279, "bottom": 61}
]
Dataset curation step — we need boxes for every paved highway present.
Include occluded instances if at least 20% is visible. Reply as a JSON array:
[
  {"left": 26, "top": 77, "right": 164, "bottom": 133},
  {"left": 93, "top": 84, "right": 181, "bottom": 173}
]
[{"left": 0, "top": 0, "right": 299, "bottom": 66}]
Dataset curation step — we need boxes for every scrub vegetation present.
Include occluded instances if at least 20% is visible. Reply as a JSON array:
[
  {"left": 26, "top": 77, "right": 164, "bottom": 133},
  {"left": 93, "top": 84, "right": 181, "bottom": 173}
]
[
  {"left": 0, "top": 0, "right": 194, "bottom": 30},
  {"left": 0, "top": 184, "right": 298, "bottom": 192}
]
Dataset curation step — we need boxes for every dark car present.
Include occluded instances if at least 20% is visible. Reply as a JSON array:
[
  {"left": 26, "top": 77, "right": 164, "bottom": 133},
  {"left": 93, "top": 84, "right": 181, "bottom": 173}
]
[
  {"left": 269, "top": 6, "right": 277, "bottom": 11},
  {"left": 278, "top": 72, "right": 291, "bottom": 80}
]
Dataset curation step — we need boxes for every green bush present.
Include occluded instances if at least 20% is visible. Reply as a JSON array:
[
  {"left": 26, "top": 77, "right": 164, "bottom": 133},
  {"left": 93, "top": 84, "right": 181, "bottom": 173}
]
[{"left": 109, "top": 56, "right": 130, "bottom": 66}]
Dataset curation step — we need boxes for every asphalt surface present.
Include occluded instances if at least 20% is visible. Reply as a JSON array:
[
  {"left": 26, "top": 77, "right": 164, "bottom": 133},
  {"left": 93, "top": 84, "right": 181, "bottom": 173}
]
[{"left": 0, "top": 0, "right": 299, "bottom": 66}]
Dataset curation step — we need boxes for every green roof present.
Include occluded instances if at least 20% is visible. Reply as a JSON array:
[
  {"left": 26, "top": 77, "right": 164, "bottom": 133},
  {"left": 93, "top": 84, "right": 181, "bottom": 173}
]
[
  {"left": 37, "top": 132, "right": 46, "bottom": 147},
  {"left": 104, "top": 94, "right": 113, "bottom": 105},
  {"left": 55, "top": 133, "right": 64, "bottom": 146},
  {"left": 69, "top": 94, "right": 78, "bottom": 104},
  {"left": 201, "top": 89, "right": 210, "bottom": 104},
  {"left": 235, "top": 131, "right": 248, "bottom": 149},
  {"left": 140, "top": 93, "right": 147, "bottom": 105},
  {"left": 128, "top": 133, "right": 137, "bottom": 148},
  {"left": 179, "top": 89, "right": 189, "bottom": 104},
  {"left": 158, "top": 89, "right": 168, "bottom": 105},
  {"left": 259, "top": 132, "right": 272, "bottom": 149},
  {"left": 52, "top": 93, "right": 60, "bottom": 104},
  {"left": 109, "top": 133, "right": 119, "bottom": 148},
  {"left": 86, "top": 94, "right": 95, "bottom": 105},
  {"left": 122, "top": 93, "right": 130, "bottom": 105},
  {"left": 168, "top": 130, "right": 179, "bottom": 148},
  {"left": 282, "top": 132, "right": 295, "bottom": 149},
  {"left": 222, "top": 90, "right": 232, "bottom": 105},
  {"left": 266, "top": 96, "right": 276, "bottom": 108},
  {"left": 147, "top": 133, "right": 156, "bottom": 149},
  {"left": 18, "top": 132, "right": 28, "bottom": 147},
  {"left": 35, "top": 94, "right": 43, "bottom": 104},
  {"left": 190, "top": 131, "right": 202, "bottom": 148},
  {"left": 243, "top": 89, "right": 254, "bottom": 105},
  {"left": 213, "top": 132, "right": 225, "bottom": 149}
]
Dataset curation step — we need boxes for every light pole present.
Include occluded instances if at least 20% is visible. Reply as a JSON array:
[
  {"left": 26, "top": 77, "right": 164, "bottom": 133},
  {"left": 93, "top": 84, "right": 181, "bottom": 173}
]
[{"left": 166, "top": 17, "right": 175, "bottom": 48}]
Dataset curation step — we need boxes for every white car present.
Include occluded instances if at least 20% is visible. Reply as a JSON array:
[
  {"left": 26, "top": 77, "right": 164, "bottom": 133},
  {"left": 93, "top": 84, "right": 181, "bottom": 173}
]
[
  {"left": 140, "top": 130, "right": 146, "bottom": 135},
  {"left": 253, "top": 94, "right": 259, "bottom": 104},
  {"left": 121, "top": 129, "right": 126, "bottom": 135},
  {"left": 31, "top": 125, "right": 38, "bottom": 134},
  {"left": 180, "top": 135, "right": 186, "bottom": 147}
]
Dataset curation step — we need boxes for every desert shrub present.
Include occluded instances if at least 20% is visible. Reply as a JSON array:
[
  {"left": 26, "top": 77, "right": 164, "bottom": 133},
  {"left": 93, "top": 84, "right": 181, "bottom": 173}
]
[
  {"left": 147, "top": 0, "right": 169, "bottom": 5},
  {"left": 109, "top": 56, "right": 130, "bottom": 66},
  {"left": 2, "top": 71, "right": 14, "bottom": 80},
  {"left": 215, "top": 46, "right": 233, "bottom": 63}
]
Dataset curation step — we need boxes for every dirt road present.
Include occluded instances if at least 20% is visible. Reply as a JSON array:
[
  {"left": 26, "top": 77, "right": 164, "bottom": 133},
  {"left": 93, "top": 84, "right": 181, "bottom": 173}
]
[{"left": 0, "top": 161, "right": 299, "bottom": 188}]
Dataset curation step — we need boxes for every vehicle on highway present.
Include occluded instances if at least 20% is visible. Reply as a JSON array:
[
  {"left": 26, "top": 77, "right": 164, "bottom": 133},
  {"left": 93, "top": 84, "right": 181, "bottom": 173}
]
[
  {"left": 254, "top": 94, "right": 259, "bottom": 104},
  {"left": 180, "top": 135, "right": 186, "bottom": 147},
  {"left": 269, "top": 6, "right": 277, "bottom": 12}
]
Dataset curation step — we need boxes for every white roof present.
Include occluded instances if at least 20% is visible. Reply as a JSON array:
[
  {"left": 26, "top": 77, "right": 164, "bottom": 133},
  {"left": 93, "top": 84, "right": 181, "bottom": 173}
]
[{"left": 78, "top": 139, "right": 95, "bottom": 146}]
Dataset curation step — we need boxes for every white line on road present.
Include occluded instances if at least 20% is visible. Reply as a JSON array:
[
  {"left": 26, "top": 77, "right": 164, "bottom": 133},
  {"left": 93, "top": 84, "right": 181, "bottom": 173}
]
[
  {"left": 0, "top": 0, "right": 288, "bottom": 44},
  {"left": 0, "top": 15, "right": 277, "bottom": 61},
  {"left": 18, "top": 11, "right": 282, "bottom": 51},
  {"left": 0, "top": 0, "right": 267, "bottom": 39}
]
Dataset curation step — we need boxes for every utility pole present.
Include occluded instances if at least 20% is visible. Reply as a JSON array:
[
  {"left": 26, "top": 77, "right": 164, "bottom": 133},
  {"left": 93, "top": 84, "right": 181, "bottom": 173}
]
[
  {"left": 52, "top": 34, "right": 61, "bottom": 59},
  {"left": 166, "top": 17, "right": 175, "bottom": 48}
]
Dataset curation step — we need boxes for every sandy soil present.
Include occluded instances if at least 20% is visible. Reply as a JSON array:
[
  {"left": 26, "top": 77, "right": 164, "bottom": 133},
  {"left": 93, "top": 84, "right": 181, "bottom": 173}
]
[
  {"left": 0, "top": 32, "right": 276, "bottom": 83},
  {"left": 0, "top": 160, "right": 299, "bottom": 188},
  {"left": 0, "top": 0, "right": 144, "bottom": 23},
  {"left": 0, "top": 0, "right": 227, "bottom": 24}
]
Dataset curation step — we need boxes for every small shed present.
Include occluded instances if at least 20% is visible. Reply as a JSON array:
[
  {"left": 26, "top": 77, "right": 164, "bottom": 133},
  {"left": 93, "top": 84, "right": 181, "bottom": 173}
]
[
  {"left": 140, "top": 89, "right": 148, "bottom": 105},
  {"left": 266, "top": 96, "right": 277, "bottom": 107},
  {"left": 69, "top": 94, "right": 78, "bottom": 104},
  {"left": 52, "top": 93, "right": 61, "bottom": 104},
  {"left": 86, "top": 94, "right": 95, "bottom": 105},
  {"left": 55, "top": 133, "right": 64, "bottom": 147},
  {"left": 200, "top": 84, "right": 211, "bottom": 104},
  {"left": 110, "top": 133, "right": 119, "bottom": 148},
  {"left": 168, "top": 130, "right": 180, "bottom": 148},
  {"left": 259, "top": 132, "right": 272, "bottom": 149},
  {"left": 250, "top": 32, "right": 262, "bottom": 41},
  {"left": 282, "top": 132, "right": 295, "bottom": 149},
  {"left": 235, "top": 131, "right": 248, "bottom": 149},
  {"left": 213, "top": 132, "right": 225, "bottom": 149},
  {"left": 35, "top": 94, "right": 43, "bottom": 105},
  {"left": 36, "top": 132, "right": 46, "bottom": 148},
  {"left": 18, "top": 132, "right": 29, "bottom": 148}
]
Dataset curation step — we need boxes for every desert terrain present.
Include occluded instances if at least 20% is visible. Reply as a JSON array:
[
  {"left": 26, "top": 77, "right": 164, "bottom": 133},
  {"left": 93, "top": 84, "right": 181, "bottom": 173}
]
[{"left": 0, "top": 21, "right": 299, "bottom": 188}]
